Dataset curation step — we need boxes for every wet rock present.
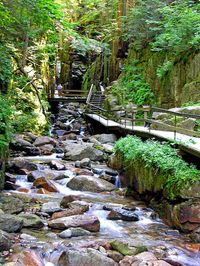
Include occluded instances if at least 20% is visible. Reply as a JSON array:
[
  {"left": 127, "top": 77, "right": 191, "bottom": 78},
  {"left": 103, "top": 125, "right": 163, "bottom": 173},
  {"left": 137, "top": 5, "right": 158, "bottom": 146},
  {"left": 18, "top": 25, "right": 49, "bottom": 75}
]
[
  {"left": 75, "top": 168, "right": 93, "bottom": 176},
  {"left": 48, "top": 214, "right": 100, "bottom": 232},
  {"left": 99, "top": 174, "right": 114, "bottom": 183},
  {"left": 39, "top": 144, "right": 54, "bottom": 155},
  {"left": 65, "top": 248, "right": 117, "bottom": 266},
  {"left": 16, "top": 249, "right": 44, "bottom": 266},
  {"left": 107, "top": 209, "right": 139, "bottom": 222},
  {"left": 64, "top": 143, "right": 104, "bottom": 161},
  {"left": 56, "top": 121, "right": 71, "bottom": 131},
  {"left": 67, "top": 175, "right": 116, "bottom": 192},
  {"left": 63, "top": 133, "right": 77, "bottom": 140},
  {"left": 48, "top": 250, "right": 68, "bottom": 266},
  {"left": 58, "top": 227, "right": 91, "bottom": 238},
  {"left": 80, "top": 158, "right": 91, "bottom": 168},
  {"left": 93, "top": 134, "right": 117, "bottom": 144},
  {"left": 49, "top": 160, "right": 66, "bottom": 170},
  {"left": 10, "top": 138, "right": 33, "bottom": 150},
  {"left": 0, "top": 214, "right": 23, "bottom": 233},
  {"left": 51, "top": 207, "right": 86, "bottom": 219},
  {"left": 33, "top": 136, "right": 57, "bottom": 147},
  {"left": 28, "top": 169, "right": 64, "bottom": 182},
  {"left": 37, "top": 188, "right": 52, "bottom": 194},
  {"left": 53, "top": 146, "right": 64, "bottom": 153},
  {"left": 41, "top": 202, "right": 61, "bottom": 214},
  {"left": 33, "top": 177, "right": 58, "bottom": 192},
  {"left": 60, "top": 195, "right": 81, "bottom": 208},
  {"left": 8, "top": 159, "right": 38, "bottom": 173},
  {"left": 0, "top": 195, "right": 24, "bottom": 214},
  {"left": 18, "top": 213, "right": 44, "bottom": 228},
  {"left": 190, "top": 226, "right": 200, "bottom": 243},
  {"left": 5, "top": 173, "right": 16, "bottom": 183},
  {"left": 0, "top": 230, "right": 12, "bottom": 251},
  {"left": 107, "top": 250, "right": 124, "bottom": 263},
  {"left": 134, "top": 251, "right": 157, "bottom": 261}
]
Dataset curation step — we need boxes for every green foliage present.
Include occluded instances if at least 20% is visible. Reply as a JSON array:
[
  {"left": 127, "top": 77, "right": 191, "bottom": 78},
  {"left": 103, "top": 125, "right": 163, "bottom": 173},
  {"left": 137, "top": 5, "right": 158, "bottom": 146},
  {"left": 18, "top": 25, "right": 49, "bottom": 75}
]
[
  {"left": 115, "top": 136, "right": 200, "bottom": 199},
  {"left": 156, "top": 60, "right": 173, "bottom": 79},
  {"left": 0, "top": 93, "right": 13, "bottom": 148},
  {"left": 112, "top": 60, "right": 156, "bottom": 106},
  {"left": 123, "top": 0, "right": 200, "bottom": 56}
]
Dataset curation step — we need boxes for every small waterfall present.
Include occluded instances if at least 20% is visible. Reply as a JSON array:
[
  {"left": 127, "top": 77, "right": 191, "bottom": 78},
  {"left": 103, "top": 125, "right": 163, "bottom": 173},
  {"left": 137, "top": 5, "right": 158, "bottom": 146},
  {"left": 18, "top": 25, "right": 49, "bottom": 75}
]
[{"left": 114, "top": 175, "right": 121, "bottom": 188}]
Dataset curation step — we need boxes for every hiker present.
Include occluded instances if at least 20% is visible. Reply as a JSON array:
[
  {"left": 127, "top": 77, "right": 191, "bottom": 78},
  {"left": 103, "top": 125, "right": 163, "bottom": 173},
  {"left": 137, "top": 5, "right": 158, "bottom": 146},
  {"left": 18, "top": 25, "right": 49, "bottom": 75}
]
[{"left": 57, "top": 84, "right": 63, "bottom": 96}]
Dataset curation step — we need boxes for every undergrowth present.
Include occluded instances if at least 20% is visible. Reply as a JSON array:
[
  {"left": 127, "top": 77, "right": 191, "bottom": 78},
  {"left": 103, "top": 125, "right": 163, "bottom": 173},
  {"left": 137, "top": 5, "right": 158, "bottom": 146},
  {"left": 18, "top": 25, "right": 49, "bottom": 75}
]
[{"left": 114, "top": 136, "right": 200, "bottom": 199}]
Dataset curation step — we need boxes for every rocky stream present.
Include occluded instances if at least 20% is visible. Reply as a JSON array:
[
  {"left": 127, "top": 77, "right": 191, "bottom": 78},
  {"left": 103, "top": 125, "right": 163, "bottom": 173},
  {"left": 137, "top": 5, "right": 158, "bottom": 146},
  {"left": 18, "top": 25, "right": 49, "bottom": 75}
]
[{"left": 0, "top": 103, "right": 200, "bottom": 266}]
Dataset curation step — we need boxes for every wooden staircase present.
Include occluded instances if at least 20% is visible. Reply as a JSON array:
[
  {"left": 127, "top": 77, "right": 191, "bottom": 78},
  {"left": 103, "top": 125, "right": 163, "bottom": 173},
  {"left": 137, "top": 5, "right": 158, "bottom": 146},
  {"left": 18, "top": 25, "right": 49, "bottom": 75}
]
[{"left": 86, "top": 85, "right": 105, "bottom": 113}]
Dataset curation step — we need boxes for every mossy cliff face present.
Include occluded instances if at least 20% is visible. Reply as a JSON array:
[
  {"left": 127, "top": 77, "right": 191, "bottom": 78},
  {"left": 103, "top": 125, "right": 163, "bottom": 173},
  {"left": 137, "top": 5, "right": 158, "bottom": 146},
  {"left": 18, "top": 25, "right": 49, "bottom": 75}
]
[
  {"left": 109, "top": 152, "right": 200, "bottom": 235},
  {"left": 128, "top": 48, "right": 200, "bottom": 108}
]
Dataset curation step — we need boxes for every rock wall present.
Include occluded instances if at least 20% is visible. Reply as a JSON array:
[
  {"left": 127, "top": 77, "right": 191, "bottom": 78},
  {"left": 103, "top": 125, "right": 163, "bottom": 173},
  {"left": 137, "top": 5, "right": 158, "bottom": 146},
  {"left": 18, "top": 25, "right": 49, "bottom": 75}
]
[
  {"left": 109, "top": 153, "right": 200, "bottom": 238},
  {"left": 128, "top": 48, "right": 200, "bottom": 108}
]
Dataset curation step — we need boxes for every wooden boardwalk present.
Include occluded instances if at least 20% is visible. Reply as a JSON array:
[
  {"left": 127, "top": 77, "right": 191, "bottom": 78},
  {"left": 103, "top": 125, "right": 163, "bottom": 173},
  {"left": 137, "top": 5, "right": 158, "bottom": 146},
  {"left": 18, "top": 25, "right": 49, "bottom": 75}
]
[{"left": 86, "top": 113, "right": 200, "bottom": 158}]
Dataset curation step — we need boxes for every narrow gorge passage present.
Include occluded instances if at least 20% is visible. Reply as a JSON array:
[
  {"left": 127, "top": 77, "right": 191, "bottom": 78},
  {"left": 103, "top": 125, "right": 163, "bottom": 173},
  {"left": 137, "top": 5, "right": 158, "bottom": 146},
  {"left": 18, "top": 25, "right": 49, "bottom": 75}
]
[{"left": 0, "top": 103, "right": 199, "bottom": 266}]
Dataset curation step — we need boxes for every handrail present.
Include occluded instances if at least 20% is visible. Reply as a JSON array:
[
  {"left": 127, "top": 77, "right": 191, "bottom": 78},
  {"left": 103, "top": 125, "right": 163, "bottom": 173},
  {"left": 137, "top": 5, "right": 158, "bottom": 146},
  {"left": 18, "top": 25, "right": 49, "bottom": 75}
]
[
  {"left": 86, "top": 84, "right": 94, "bottom": 104},
  {"left": 87, "top": 103, "right": 200, "bottom": 140}
]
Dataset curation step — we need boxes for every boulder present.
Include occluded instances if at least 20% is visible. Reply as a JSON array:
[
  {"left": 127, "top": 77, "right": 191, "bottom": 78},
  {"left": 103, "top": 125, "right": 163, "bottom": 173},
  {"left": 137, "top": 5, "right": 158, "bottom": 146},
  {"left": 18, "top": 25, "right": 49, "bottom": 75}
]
[
  {"left": 49, "top": 160, "right": 66, "bottom": 170},
  {"left": 111, "top": 240, "right": 147, "bottom": 256},
  {"left": 33, "top": 177, "right": 58, "bottom": 192},
  {"left": 58, "top": 227, "right": 91, "bottom": 238},
  {"left": 33, "top": 136, "right": 56, "bottom": 147},
  {"left": 0, "top": 230, "right": 12, "bottom": 251},
  {"left": 5, "top": 173, "right": 16, "bottom": 183},
  {"left": 80, "top": 158, "right": 91, "bottom": 168},
  {"left": 0, "top": 195, "right": 24, "bottom": 214},
  {"left": 107, "top": 208, "right": 139, "bottom": 222},
  {"left": 48, "top": 214, "right": 100, "bottom": 232},
  {"left": 4, "top": 181, "right": 20, "bottom": 190},
  {"left": 18, "top": 213, "right": 44, "bottom": 228},
  {"left": 64, "top": 143, "right": 104, "bottom": 161},
  {"left": 65, "top": 248, "right": 117, "bottom": 266},
  {"left": 0, "top": 214, "right": 23, "bottom": 233},
  {"left": 60, "top": 195, "right": 81, "bottom": 208},
  {"left": 67, "top": 175, "right": 116, "bottom": 192},
  {"left": 68, "top": 201, "right": 90, "bottom": 212},
  {"left": 8, "top": 159, "right": 37, "bottom": 173},
  {"left": 41, "top": 202, "right": 61, "bottom": 214},
  {"left": 15, "top": 250, "right": 44, "bottom": 266},
  {"left": 39, "top": 144, "right": 54, "bottom": 155},
  {"left": 51, "top": 207, "right": 86, "bottom": 219},
  {"left": 93, "top": 134, "right": 117, "bottom": 144},
  {"left": 107, "top": 250, "right": 124, "bottom": 263}
]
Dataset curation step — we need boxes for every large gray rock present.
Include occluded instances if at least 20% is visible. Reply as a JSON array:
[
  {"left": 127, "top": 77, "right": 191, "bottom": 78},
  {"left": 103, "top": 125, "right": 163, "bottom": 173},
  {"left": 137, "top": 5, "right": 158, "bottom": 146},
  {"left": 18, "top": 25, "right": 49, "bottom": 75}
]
[
  {"left": 65, "top": 248, "right": 117, "bottom": 266},
  {"left": 0, "top": 230, "right": 12, "bottom": 251},
  {"left": 0, "top": 195, "right": 24, "bottom": 214},
  {"left": 33, "top": 136, "right": 57, "bottom": 147},
  {"left": 64, "top": 143, "right": 104, "bottom": 161},
  {"left": 0, "top": 214, "right": 23, "bottom": 233},
  {"left": 18, "top": 213, "right": 44, "bottom": 228},
  {"left": 93, "top": 134, "right": 117, "bottom": 144},
  {"left": 8, "top": 159, "right": 38, "bottom": 173},
  {"left": 41, "top": 202, "right": 61, "bottom": 214},
  {"left": 67, "top": 175, "right": 116, "bottom": 192},
  {"left": 58, "top": 227, "right": 91, "bottom": 238},
  {"left": 48, "top": 214, "right": 100, "bottom": 232}
]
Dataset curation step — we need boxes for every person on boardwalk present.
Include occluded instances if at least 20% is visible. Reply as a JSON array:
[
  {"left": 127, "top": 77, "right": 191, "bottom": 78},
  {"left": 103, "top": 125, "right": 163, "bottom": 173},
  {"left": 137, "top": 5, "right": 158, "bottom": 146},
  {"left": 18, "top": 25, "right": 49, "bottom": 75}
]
[{"left": 57, "top": 84, "right": 63, "bottom": 96}]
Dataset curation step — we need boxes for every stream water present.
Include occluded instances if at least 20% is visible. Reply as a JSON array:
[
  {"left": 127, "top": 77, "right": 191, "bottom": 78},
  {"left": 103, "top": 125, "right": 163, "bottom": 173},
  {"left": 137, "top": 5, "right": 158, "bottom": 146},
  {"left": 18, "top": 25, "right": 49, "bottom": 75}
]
[{"left": 2, "top": 103, "right": 200, "bottom": 266}]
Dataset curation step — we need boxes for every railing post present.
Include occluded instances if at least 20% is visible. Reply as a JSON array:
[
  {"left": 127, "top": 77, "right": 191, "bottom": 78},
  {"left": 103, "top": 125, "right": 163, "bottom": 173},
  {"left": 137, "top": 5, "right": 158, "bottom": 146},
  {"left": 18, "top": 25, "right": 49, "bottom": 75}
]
[
  {"left": 174, "top": 114, "right": 177, "bottom": 140},
  {"left": 86, "top": 84, "right": 94, "bottom": 104},
  {"left": 143, "top": 105, "right": 150, "bottom": 127}
]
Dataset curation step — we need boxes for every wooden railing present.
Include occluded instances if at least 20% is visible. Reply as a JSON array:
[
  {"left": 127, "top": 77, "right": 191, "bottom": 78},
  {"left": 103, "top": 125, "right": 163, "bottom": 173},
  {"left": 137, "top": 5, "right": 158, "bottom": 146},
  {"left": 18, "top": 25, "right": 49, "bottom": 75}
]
[{"left": 87, "top": 103, "right": 200, "bottom": 140}]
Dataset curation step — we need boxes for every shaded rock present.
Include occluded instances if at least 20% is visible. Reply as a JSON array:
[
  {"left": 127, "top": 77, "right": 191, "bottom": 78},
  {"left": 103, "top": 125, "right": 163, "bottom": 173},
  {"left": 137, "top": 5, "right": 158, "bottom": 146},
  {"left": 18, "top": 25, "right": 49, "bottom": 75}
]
[
  {"left": 4, "top": 181, "right": 20, "bottom": 190},
  {"left": 58, "top": 227, "right": 91, "bottom": 238},
  {"left": 75, "top": 168, "right": 94, "bottom": 176},
  {"left": 8, "top": 159, "right": 37, "bottom": 173},
  {"left": 39, "top": 144, "right": 54, "bottom": 155},
  {"left": 63, "top": 133, "right": 77, "bottom": 140},
  {"left": 33, "top": 177, "right": 58, "bottom": 192},
  {"left": 5, "top": 173, "right": 16, "bottom": 183},
  {"left": 67, "top": 175, "right": 116, "bottom": 192},
  {"left": 93, "top": 134, "right": 117, "bottom": 144},
  {"left": 33, "top": 136, "right": 56, "bottom": 147},
  {"left": 49, "top": 160, "right": 66, "bottom": 170},
  {"left": 41, "top": 202, "right": 61, "bottom": 214},
  {"left": 10, "top": 138, "right": 33, "bottom": 150},
  {"left": 24, "top": 146, "right": 41, "bottom": 156},
  {"left": 60, "top": 195, "right": 81, "bottom": 208},
  {"left": 20, "top": 233, "right": 37, "bottom": 241},
  {"left": 0, "top": 230, "right": 12, "bottom": 251},
  {"left": 56, "top": 121, "right": 71, "bottom": 131},
  {"left": 190, "top": 227, "right": 200, "bottom": 242},
  {"left": 65, "top": 248, "right": 117, "bottom": 266},
  {"left": 18, "top": 213, "right": 44, "bottom": 228},
  {"left": 0, "top": 195, "right": 24, "bottom": 214},
  {"left": 64, "top": 143, "right": 104, "bottom": 161},
  {"left": 51, "top": 207, "right": 86, "bottom": 219},
  {"left": 48, "top": 250, "right": 68, "bottom": 266},
  {"left": 0, "top": 214, "right": 23, "bottom": 233},
  {"left": 48, "top": 214, "right": 100, "bottom": 232}
]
